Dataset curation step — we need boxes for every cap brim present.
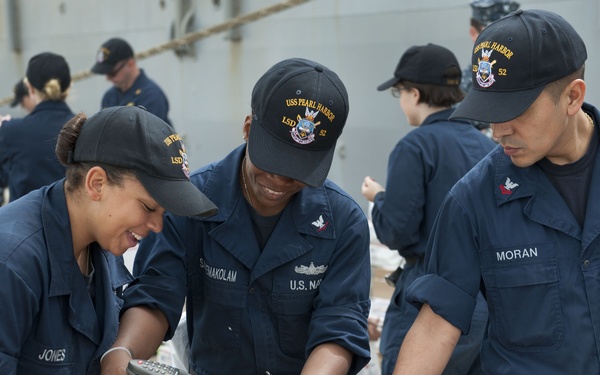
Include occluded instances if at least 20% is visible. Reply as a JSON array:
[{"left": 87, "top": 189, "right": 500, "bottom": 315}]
[
  {"left": 91, "top": 63, "right": 114, "bottom": 75},
  {"left": 248, "top": 119, "right": 335, "bottom": 187},
  {"left": 10, "top": 97, "right": 20, "bottom": 107},
  {"left": 136, "top": 173, "right": 218, "bottom": 217},
  {"left": 450, "top": 85, "right": 545, "bottom": 123},
  {"left": 377, "top": 77, "right": 400, "bottom": 91}
]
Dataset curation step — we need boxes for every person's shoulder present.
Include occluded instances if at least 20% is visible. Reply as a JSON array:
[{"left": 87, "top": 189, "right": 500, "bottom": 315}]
[
  {"left": 398, "top": 125, "right": 431, "bottom": 143},
  {"left": 294, "top": 182, "right": 368, "bottom": 233},
  {"left": 321, "top": 180, "right": 366, "bottom": 215},
  {"left": 0, "top": 116, "right": 26, "bottom": 137},
  {"left": 451, "top": 146, "right": 502, "bottom": 194},
  {"left": 0, "top": 195, "right": 45, "bottom": 260},
  {"left": 103, "top": 85, "right": 121, "bottom": 97},
  {"left": 0, "top": 117, "right": 24, "bottom": 129},
  {"left": 189, "top": 161, "right": 217, "bottom": 185},
  {"left": 401, "top": 120, "right": 455, "bottom": 143},
  {"left": 137, "top": 70, "right": 166, "bottom": 90},
  {"left": 188, "top": 153, "right": 233, "bottom": 196}
]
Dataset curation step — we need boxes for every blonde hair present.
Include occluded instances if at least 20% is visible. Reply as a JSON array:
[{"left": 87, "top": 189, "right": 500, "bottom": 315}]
[{"left": 24, "top": 77, "right": 69, "bottom": 101}]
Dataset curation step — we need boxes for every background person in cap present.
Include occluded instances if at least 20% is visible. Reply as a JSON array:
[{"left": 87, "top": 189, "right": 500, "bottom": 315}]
[
  {"left": 394, "top": 9, "right": 597, "bottom": 375},
  {"left": 91, "top": 37, "right": 172, "bottom": 126},
  {"left": 101, "top": 57, "right": 371, "bottom": 375},
  {"left": 0, "top": 79, "right": 35, "bottom": 125},
  {"left": 461, "top": 0, "right": 520, "bottom": 139},
  {"left": 11, "top": 79, "right": 36, "bottom": 113},
  {"left": 361, "top": 43, "right": 494, "bottom": 375},
  {"left": 0, "top": 105, "right": 215, "bottom": 374},
  {"left": 0, "top": 79, "right": 35, "bottom": 206},
  {"left": 0, "top": 52, "right": 75, "bottom": 203}
]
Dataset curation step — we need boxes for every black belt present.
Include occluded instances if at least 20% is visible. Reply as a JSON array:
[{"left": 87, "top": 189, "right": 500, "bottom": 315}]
[{"left": 385, "top": 255, "right": 423, "bottom": 287}]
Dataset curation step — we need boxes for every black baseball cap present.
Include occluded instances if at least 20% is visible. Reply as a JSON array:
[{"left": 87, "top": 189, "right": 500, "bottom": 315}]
[
  {"left": 91, "top": 38, "right": 134, "bottom": 75},
  {"left": 377, "top": 43, "right": 461, "bottom": 91},
  {"left": 470, "top": 0, "right": 520, "bottom": 27},
  {"left": 26, "top": 52, "right": 71, "bottom": 93},
  {"left": 73, "top": 106, "right": 217, "bottom": 217},
  {"left": 10, "top": 79, "right": 28, "bottom": 107},
  {"left": 451, "top": 9, "right": 587, "bottom": 123},
  {"left": 248, "top": 58, "right": 349, "bottom": 187}
]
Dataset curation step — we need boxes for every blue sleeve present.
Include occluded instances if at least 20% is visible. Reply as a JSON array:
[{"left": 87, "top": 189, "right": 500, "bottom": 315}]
[
  {"left": 371, "top": 138, "right": 426, "bottom": 252},
  {"left": 0, "top": 262, "right": 37, "bottom": 373},
  {"left": 405, "top": 191, "right": 482, "bottom": 333},
  {"left": 122, "top": 213, "right": 188, "bottom": 340},
  {"left": 306, "top": 206, "right": 371, "bottom": 374},
  {"left": 0, "top": 123, "right": 13, "bottom": 170}
]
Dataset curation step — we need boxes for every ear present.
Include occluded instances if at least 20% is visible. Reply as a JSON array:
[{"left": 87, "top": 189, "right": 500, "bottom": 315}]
[
  {"left": 469, "top": 26, "right": 479, "bottom": 43},
  {"left": 410, "top": 87, "right": 421, "bottom": 105},
  {"left": 242, "top": 114, "right": 252, "bottom": 140},
  {"left": 24, "top": 80, "right": 41, "bottom": 106},
  {"left": 24, "top": 80, "right": 35, "bottom": 96},
  {"left": 85, "top": 166, "right": 108, "bottom": 201},
  {"left": 566, "top": 79, "right": 586, "bottom": 116}
]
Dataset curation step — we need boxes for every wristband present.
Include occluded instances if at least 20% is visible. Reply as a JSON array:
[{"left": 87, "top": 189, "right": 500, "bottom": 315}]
[{"left": 100, "top": 346, "right": 133, "bottom": 363}]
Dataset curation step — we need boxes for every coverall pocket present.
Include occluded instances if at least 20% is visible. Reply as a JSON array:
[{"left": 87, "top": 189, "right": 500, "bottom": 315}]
[
  {"left": 272, "top": 292, "right": 315, "bottom": 356},
  {"left": 18, "top": 340, "right": 75, "bottom": 374},
  {"left": 482, "top": 259, "right": 564, "bottom": 351},
  {"left": 195, "top": 276, "right": 247, "bottom": 355}
]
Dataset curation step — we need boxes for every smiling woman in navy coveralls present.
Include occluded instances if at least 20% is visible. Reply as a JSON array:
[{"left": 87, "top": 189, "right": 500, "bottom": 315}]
[
  {"left": 103, "top": 58, "right": 371, "bottom": 375},
  {"left": 0, "top": 106, "right": 216, "bottom": 374}
]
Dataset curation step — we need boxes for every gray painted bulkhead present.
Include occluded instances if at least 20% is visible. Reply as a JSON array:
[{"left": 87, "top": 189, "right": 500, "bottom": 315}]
[{"left": 1, "top": 0, "right": 598, "bottom": 213}]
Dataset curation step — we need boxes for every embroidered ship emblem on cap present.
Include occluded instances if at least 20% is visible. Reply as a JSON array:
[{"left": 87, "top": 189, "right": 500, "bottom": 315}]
[
  {"left": 476, "top": 49, "right": 496, "bottom": 88},
  {"left": 291, "top": 107, "right": 321, "bottom": 145},
  {"left": 180, "top": 145, "right": 190, "bottom": 179},
  {"left": 96, "top": 48, "right": 109, "bottom": 63}
]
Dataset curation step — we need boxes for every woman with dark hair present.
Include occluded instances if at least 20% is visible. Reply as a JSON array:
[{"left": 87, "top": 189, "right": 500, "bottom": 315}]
[
  {"left": 362, "top": 44, "right": 495, "bottom": 375},
  {"left": 0, "top": 106, "right": 216, "bottom": 374}
]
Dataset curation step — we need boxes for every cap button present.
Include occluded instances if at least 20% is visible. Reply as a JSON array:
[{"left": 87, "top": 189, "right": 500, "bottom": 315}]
[{"left": 314, "top": 65, "right": 323, "bottom": 72}]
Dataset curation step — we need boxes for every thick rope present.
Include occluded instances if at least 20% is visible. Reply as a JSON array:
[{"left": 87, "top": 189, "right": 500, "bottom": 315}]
[{"left": 0, "top": 0, "right": 311, "bottom": 108}]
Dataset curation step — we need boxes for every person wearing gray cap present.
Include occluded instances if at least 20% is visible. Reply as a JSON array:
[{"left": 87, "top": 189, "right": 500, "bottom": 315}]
[
  {"left": 0, "top": 52, "right": 75, "bottom": 203},
  {"left": 394, "top": 9, "right": 598, "bottom": 375},
  {"left": 0, "top": 106, "right": 216, "bottom": 374},
  {"left": 101, "top": 58, "right": 371, "bottom": 375}
]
